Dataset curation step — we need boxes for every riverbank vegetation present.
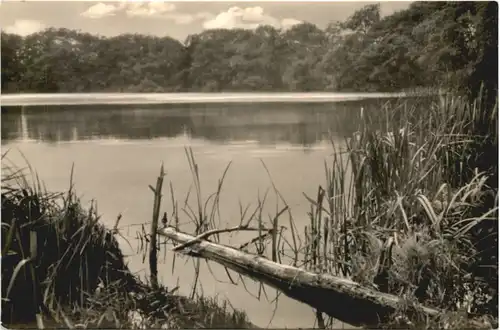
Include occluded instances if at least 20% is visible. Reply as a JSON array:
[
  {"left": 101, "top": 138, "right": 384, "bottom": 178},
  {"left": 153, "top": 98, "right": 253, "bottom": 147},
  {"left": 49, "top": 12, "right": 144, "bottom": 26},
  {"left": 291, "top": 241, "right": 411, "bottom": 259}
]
[
  {"left": 1, "top": 157, "right": 253, "bottom": 329},
  {"left": 1, "top": 2, "right": 497, "bottom": 95},
  {"left": 304, "top": 92, "right": 497, "bottom": 328},
  {"left": 156, "top": 91, "right": 497, "bottom": 328}
]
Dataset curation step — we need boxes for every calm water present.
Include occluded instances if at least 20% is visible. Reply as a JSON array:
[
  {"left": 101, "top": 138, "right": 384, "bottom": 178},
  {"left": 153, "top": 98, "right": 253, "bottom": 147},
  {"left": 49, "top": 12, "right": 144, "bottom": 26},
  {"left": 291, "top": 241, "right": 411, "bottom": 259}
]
[{"left": 1, "top": 99, "right": 400, "bottom": 328}]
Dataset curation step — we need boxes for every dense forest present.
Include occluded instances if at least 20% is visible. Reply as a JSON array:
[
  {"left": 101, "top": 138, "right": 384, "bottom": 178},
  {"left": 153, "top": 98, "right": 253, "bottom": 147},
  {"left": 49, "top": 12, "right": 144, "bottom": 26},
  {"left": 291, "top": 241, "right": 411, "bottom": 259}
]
[{"left": 1, "top": 2, "right": 497, "bottom": 96}]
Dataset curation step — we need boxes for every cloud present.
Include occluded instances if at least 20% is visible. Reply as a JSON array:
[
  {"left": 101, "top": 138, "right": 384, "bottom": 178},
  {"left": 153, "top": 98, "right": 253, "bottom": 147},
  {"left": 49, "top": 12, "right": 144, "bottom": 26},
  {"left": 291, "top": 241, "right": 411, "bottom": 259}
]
[
  {"left": 81, "top": 2, "right": 118, "bottom": 19},
  {"left": 80, "top": 1, "right": 203, "bottom": 25},
  {"left": 202, "top": 6, "right": 301, "bottom": 30},
  {"left": 124, "top": 1, "right": 176, "bottom": 17},
  {"left": 4, "top": 19, "right": 46, "bottom": 36},
  {"left": 79, "top": 2, "right": 297, "bottom": 30}
]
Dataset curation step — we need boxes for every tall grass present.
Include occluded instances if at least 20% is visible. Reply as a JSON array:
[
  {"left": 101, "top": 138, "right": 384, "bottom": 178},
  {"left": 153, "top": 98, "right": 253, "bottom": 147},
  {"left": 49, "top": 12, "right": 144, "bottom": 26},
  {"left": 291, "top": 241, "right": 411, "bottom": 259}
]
[
  {"left": 292, "top": 93, "right": 498, "bottom": 327},
  {"left": 1, "top": 156, "right": 136, "bottom": 325},
  {"left": 163, "top": 147, "right": 285, "bottom": 309}
]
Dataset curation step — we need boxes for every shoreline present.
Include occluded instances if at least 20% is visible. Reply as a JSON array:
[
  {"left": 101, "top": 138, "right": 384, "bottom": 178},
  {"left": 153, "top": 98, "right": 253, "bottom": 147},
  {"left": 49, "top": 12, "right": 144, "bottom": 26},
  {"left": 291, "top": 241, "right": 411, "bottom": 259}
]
[{"left": 0, "top": 92, "right": 421, "bottom": 107}]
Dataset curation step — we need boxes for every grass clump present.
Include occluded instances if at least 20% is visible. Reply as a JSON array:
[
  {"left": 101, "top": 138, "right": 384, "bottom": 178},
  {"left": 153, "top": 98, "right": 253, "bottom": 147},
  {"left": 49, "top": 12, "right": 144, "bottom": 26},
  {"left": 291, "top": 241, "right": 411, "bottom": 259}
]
[
  {"left": 1, "top": 158, "right": 135, "bottom": 325},
  {"left": 1, "top": 155, "right": 253, "bottom": 329}
]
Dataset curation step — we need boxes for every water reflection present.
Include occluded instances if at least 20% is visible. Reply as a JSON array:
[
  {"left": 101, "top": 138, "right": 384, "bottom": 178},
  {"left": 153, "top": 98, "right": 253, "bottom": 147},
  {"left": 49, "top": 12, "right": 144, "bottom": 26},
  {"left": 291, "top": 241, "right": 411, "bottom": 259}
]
[{"left": 2, "top": 99, "right": 402, "bottom": 146}]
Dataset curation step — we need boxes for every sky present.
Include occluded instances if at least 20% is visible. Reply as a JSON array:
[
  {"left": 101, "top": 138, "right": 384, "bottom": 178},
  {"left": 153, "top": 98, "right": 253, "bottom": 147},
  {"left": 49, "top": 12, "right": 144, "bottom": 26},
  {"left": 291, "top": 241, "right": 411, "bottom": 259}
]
[{"left": 0, "top": 1, "right": 412, "bottom": 41}]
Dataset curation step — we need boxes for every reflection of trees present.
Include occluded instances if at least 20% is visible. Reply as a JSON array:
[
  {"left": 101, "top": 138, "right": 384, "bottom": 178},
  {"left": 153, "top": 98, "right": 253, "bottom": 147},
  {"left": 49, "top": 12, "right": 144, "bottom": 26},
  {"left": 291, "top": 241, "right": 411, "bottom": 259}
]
[
  {"left": 1, "top": 111, "right": 21, "bottom": 142},
  {"left": 1, "top": 99, "right": 405, "bottom": 146},
  {"left": 4, "top": 108, "right": 195, "bottom": 143},
  {"left": 186, "top": 103, "right": 362, "bottom": 145},
  {"left": 189, "top": 122, "right": 320, "bottom": 146}
]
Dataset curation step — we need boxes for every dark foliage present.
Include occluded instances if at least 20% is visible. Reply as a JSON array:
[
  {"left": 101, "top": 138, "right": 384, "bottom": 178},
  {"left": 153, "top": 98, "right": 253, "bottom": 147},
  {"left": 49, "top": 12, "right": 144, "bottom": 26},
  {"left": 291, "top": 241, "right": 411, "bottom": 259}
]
[
  {"left": 1, "top": 169, "right": 137, "bottom": 324},
  {"left": 1, "top": 2, "right": 497, "bottom": 94}
]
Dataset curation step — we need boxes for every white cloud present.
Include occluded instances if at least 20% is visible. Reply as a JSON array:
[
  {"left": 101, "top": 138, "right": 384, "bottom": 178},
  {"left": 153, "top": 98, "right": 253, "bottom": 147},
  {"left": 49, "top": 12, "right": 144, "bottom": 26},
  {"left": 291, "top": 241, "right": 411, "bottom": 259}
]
[
  {"left": 4, "top": 19, "right": 46, "bottom": 36},
  {"left": 202, "top": 6, "right": 301, "bottom": 30},
  {"left": 80, "top": 1, "right": 207, "bottom": 24},
  {"left": 80, "top": 2, "right": 294, "bottom": 29},
  {"left": 125, "top": 1, "right": 176, "bottom": 17},
  {"left": 81, "top": 3, "right": 118, "bottom": 19}
]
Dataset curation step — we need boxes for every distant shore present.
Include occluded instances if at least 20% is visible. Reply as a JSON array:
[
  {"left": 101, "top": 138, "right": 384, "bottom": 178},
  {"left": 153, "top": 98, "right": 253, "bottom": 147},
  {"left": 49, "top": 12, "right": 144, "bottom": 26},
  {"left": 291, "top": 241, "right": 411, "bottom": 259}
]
[{"left": 0, "top": 92, "right": 418, "bottom": 107}]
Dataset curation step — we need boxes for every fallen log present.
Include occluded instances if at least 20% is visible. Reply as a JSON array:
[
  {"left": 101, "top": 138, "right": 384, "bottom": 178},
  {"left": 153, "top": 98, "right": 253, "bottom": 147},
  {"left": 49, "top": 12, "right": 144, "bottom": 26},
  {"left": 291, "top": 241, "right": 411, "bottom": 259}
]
[{"left": 158, "top": 226, "right": 441, "bottom": 327}]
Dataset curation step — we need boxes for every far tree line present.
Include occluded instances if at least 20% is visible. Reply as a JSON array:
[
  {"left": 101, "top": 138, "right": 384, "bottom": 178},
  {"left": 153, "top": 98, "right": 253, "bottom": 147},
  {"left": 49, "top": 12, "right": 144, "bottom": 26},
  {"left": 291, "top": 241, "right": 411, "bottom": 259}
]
[{"left": 1, "top": 2, "right": 497, "bottom": 99}]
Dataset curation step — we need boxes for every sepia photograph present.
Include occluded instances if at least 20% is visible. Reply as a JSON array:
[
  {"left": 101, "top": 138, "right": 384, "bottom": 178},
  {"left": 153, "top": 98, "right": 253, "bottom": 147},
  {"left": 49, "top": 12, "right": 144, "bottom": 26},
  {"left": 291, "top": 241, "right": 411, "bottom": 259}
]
[{"left": 1, "top": 1, "right": 498, "bottom": 329}]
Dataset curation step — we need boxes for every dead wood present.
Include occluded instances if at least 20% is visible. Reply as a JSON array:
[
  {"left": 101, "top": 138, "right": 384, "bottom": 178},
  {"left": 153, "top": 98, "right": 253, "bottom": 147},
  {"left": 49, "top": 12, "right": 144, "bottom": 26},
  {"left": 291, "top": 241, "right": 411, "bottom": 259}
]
[{"left": 158, "top": 226, "right": 442, "bottom": 327}]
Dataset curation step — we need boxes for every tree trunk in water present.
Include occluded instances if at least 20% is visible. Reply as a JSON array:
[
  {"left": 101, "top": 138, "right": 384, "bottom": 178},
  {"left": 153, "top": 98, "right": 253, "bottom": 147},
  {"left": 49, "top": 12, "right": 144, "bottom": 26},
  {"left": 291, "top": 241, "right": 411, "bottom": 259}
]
[{"left": 158, "top": 226, "right": 440, "bottom": 328}]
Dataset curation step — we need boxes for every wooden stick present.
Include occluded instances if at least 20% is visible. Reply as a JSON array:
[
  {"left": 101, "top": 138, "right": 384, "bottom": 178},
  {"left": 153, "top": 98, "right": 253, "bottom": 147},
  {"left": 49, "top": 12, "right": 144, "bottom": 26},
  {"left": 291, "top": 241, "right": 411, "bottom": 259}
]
[{"left": 149, "top": 165, "right": 165, "bottom": 290}]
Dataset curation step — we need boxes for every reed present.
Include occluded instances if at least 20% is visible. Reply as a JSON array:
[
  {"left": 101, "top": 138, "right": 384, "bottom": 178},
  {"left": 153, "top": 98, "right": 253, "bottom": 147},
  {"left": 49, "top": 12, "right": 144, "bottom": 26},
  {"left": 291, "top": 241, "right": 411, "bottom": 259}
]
[{"left": 288, "top": 92, "right": 498, "bottom": 327}]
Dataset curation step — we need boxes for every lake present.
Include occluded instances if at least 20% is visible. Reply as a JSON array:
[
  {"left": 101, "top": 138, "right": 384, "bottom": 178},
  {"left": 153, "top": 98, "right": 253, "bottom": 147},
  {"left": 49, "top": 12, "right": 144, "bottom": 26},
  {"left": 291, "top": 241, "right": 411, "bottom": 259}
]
[{"left": 1, "top": 96, "right": 405, "bottom": 328}]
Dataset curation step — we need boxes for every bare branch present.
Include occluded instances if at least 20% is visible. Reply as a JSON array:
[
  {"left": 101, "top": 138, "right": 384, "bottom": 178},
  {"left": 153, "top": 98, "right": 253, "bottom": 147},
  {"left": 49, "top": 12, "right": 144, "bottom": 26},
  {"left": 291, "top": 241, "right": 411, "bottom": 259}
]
[{"left": 170, "top": 225, "right": 274, "bottom": 252}]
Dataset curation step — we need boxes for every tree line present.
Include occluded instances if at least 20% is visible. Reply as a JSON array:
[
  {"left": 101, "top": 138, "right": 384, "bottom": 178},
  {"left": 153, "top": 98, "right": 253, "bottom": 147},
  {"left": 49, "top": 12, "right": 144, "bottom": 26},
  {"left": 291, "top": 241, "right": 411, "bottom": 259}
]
[{"left": 1, "top": 2, "right": 497, "bottom": 97}]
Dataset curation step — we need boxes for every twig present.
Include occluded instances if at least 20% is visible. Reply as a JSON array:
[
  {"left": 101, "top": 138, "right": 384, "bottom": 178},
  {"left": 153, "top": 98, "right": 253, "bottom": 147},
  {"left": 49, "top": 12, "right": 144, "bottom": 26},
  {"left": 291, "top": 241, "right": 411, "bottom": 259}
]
[
  {"left": 109, "top": 213, "right": 134, "bottom": 251},
  {"left": 316, "top": 309, "right": 325, "bottom": 329},
  {"left": 271, "top": 217, "right": 278, "bottom": 262},
  {"left": 112, "top": 213, "right": 122, "bottom": 234},
  {"left": 238, "top": 231, "right": 273, "bottom": 250},
  {"left": 171, "top": 225, "right": 273, "bottom": 252}
]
